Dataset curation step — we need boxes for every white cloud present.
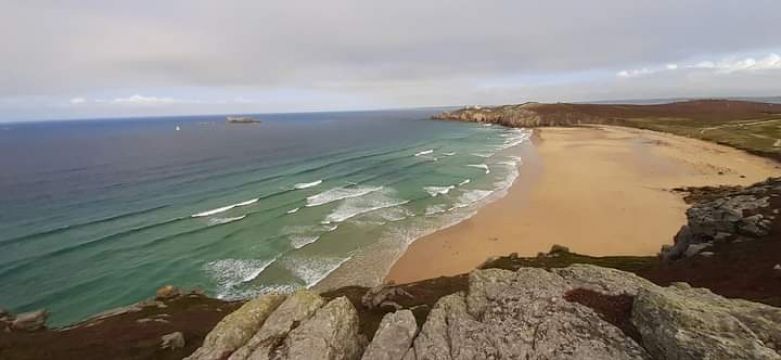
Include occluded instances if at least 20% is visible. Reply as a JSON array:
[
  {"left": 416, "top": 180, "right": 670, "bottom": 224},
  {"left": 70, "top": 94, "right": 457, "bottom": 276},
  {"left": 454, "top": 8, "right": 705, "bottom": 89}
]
[
  {"left": 108, "top": 94, "right": 177, "bottom": 105},
  {"left": 620, "top": 52, "right": 781, "bottom": 79},
  {"left": 617, "top": 67, "right": 653, "bottom": 78},
  {"left": 69, "top": 97, "right": 87, "bottom": 104}
]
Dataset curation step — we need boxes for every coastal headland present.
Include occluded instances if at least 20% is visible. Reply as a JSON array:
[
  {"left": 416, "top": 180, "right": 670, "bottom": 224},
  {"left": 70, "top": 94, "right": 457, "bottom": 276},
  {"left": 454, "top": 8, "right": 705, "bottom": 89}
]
[{"left": 2, "top": 99, "right": 780, "bottom": 359}]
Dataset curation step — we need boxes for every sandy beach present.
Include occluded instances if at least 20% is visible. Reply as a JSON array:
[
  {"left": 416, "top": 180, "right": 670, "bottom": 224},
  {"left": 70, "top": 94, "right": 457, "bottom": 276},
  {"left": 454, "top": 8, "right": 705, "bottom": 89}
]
[{"left": 386, "top": 126, "right": 780, "bottom": 284}]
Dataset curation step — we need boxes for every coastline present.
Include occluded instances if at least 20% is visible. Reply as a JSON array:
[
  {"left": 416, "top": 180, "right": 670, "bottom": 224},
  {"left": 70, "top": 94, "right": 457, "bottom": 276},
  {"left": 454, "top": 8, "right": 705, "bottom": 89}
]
[{"left": 386, "top": 125, "right": 780, "bottom": 284}]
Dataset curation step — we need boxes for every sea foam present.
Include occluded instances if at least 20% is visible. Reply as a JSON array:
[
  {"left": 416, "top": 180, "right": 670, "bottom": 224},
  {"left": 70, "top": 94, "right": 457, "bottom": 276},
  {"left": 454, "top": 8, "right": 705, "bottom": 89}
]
[
  {"left": 323, "top": 190, "right": 409, "bottom": 223},
  {"left": 306, "top": 186, "right": 383, "bottom": 207},
  {"left": 414, "top": 149, "right": 434, "bottom": 157},
  {"left": 423, "top": 185, "right": 455, "bottom": 197},
  {"left": 466, "top": 164, "right": 490, "bottom": 174},
  {"left": 282, "top": 255, "right": 354, "bottom": 288}
]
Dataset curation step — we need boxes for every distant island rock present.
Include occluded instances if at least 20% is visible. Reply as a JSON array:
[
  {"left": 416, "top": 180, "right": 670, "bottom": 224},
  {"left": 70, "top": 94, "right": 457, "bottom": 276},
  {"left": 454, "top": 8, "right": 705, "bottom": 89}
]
[{"left": 226, "top": 116, "right": 262, "bottom": 124}]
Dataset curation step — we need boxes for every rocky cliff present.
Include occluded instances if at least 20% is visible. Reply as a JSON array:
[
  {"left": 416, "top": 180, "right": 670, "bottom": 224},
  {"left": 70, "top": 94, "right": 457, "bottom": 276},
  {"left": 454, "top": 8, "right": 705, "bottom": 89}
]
[
  {"left": 186, "top": 264, "right": 781, "bottom": 360},
  {"left": 433, "top": 100, "right": 781, "bottom": 160}
]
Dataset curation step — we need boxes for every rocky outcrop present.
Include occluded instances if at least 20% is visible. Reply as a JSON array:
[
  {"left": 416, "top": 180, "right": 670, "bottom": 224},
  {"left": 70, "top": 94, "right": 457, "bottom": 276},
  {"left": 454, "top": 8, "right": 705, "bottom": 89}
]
[
  {"left": 403, "top": 267, "right": 651, "bottom": 359},
  {"left": 186, "top": 293, "right": 286, "bottom": 360},
  {"left": 278, "top": 296, "right": 362, "bottom": 360},
  {"left": 188, "top": 293, "right": 361, "bottom": 360},
  {"left": 10, "top": 309, "right": 48, "bottom": 332},
  {"left": 161, "top": 331, "right": 186, "bottom": 350},
  {"left": 230, "top": 290, "right": 325, "bottom": 360},
  {"left": 633, "top": 283, "right": 781, "bottom": 359},
  {"left": 361, "top": 310, "right": 417, "bottom": 360},
  {"left": 662, "top": 178, "right": 779, "bottom": 261},
  {"left": 189, "top": 264, "right": 781, "bottom": 360}
]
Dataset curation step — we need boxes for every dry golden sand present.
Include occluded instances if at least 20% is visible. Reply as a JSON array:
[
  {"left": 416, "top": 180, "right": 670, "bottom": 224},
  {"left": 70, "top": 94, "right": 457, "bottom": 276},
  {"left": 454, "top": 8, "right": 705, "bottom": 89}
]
[{"left": 385, "top": 126, "right": 780, "bottom": 284}]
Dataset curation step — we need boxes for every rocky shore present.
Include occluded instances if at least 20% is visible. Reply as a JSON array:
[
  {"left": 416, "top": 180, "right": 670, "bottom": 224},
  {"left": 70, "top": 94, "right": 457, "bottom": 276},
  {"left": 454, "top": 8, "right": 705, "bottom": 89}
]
[
  {"left": 433, "top": 100, "right": 781, "bottom": 160},
  {"left": 3, "top": 177, "right": 779, "bottom": 359},
  {"left": 2, "top": 102, "right": 780, "bottom": 359}
]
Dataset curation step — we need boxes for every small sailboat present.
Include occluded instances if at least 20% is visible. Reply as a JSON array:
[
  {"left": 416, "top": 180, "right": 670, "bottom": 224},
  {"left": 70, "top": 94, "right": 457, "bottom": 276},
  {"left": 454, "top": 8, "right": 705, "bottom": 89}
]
[{"left": 176, "top": 125, "right": 181, "bottom": 131}]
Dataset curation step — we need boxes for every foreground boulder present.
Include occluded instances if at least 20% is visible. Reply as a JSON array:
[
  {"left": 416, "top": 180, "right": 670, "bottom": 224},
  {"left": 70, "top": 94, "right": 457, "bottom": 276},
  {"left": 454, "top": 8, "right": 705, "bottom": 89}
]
[
  {"left": 230, "top": 290, "right": 325, "bottom": 360},
  {"left": 361, "top": 310, "right": 417, "bottom": 360},
  {"left": 404, "top": 267, "right": 650, "bottom": 359},
  {"left": 633, "top": 283, "right": 781, "bottom": 360},
  {"left": 277, "top": 296, "right": 362, "bottom": 360},
  {"left": 186, "top": 293, "right": 286, "bottom": 360},
  {"left": 189, "top": 264, "right": 781, "bottom": 360}
]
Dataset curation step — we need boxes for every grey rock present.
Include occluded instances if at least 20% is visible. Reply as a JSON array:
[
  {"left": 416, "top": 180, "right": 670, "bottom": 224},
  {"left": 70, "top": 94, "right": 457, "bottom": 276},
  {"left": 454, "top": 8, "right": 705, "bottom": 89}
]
[
  {"left": 553, "top": 263, "right": 656, "bottom": 296},
  {"left": 186, "top": 293, "right": 286, "bottom": 360},
  {"left": 361, "top": 310, "right": 417, "bottom": 360},
  {"left": 277, "top": 296, "right": 362, "bottom": 360},
  {"left": 632, "top": 283, "right": 781, "bottom": 359},
  {"left": 156, "top": 285, "right": 181, "bottom": 301},
  {"left": 161, "top": 331, "right": 186, "bottom": 350},
  {"left": 230, "top": 290, "right": 325, "bottom": 360},
  {"left": 11, "top": 309, "right": 47, "bottom": 332},
  {"left": 684, "top": 242, "right": 712, "bottom": 257},
  {"left": 407, "top": 267, "right": 650, "bottom": 359},
  {"left": 362, "top": 284, "right": 414, "bottom": 311}
]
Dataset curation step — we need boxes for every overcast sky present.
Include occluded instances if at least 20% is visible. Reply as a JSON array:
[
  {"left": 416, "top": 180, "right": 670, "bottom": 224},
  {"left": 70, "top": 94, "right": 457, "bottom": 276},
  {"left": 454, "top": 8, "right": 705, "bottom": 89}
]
[{"left": 1, "top": 0, "right": 779, "bottom": 121}]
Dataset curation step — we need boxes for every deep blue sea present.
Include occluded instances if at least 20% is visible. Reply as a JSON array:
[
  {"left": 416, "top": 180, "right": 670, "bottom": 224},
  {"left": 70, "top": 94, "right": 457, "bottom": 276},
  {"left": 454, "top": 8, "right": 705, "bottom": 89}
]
[{"left": 0, "top": 109, "right": 531, "bottom": 326}]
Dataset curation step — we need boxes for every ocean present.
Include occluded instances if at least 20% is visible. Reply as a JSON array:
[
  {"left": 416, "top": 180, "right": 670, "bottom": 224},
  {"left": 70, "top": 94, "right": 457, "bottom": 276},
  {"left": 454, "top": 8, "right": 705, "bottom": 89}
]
[{"left": 0, "top": 109, "right": 531, "bottom": 326}]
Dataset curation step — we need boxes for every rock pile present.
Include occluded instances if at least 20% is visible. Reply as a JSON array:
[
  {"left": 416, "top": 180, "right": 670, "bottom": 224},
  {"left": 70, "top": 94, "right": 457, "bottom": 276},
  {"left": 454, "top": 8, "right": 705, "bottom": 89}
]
[
  {"left": 662, "top": 177, "right": 779, "bottom": 261},
  {"left": 0, "top": 308, "right": 48, "bottom": 332},
  {"left": 187, "top": 264, "right": 781, "bottom": 360}
]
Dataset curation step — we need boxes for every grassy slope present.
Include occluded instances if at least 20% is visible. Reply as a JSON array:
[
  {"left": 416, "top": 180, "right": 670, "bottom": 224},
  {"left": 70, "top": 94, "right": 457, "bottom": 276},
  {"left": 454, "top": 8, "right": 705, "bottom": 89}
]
[{"left": 436, "top": 100, "right": 781, "bottom": 160}]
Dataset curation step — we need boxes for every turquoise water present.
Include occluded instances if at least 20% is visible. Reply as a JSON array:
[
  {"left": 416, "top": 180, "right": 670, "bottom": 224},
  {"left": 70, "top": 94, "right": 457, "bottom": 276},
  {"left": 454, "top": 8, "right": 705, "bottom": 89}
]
[{"left": 0, "top": 110, "right": 531, "bottom": 326}]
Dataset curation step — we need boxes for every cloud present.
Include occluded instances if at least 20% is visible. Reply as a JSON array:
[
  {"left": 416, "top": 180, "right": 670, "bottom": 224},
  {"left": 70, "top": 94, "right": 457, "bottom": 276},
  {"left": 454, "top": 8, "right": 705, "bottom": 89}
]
[
  {"left": 106, "top": 94, "right": 177, "bottom": 105},
  {"left": 617, "top": 68, "right": 654, "bottom": 78},
  {"left": 2, "top": 1, "right": 781, "bottom": 120},
  {"left": 69, "top": 97, "right": 86, "bottom": 104},
  {"left": 618, "top": 52, "right": 781, "bottom": 79}
]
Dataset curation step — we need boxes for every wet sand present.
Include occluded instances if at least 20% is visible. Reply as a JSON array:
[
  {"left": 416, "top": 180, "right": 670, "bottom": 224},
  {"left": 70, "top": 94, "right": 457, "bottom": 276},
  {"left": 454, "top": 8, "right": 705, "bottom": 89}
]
[{"left": 386, "top": 126, "right": 780, "bottom": 284}]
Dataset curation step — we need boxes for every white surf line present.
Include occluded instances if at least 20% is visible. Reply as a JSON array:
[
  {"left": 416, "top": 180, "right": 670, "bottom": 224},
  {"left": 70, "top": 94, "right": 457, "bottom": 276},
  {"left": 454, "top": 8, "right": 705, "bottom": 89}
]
[
  {"left": 294, "top": 179, "right": 323, "bottom": 189},
  {"left": 191, "top": 198, "right": 259, "bottom": 218}
]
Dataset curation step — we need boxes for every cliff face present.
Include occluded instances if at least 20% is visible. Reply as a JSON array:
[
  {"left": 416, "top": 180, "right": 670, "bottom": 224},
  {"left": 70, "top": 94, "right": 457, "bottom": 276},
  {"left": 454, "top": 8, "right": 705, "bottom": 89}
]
[
  {"left": 433, "top": 100, "right": 781, "bottom": 128},
  {"left": 433, "top": 100, "right": 781, "bottom": 160}
]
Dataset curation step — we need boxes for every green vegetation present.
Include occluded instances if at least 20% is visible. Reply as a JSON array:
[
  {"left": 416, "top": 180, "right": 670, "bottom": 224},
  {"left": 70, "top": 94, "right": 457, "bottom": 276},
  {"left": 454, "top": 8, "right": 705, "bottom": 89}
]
[{"left": 621, "top": 115, "right": 781, "bottom": 160}]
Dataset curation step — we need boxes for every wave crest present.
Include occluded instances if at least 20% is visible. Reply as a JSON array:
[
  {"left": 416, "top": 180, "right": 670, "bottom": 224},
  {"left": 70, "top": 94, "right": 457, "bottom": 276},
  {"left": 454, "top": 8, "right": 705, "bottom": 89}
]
[{"left": 192, "top": 198, "right": 259, "bottom": 218}]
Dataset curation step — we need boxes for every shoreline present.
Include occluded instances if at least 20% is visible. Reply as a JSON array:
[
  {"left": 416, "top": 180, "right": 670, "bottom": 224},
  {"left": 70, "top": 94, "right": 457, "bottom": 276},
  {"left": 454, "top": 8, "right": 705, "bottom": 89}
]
[{"left": 386, "top": 125, "right": 779, "bottom": 284}]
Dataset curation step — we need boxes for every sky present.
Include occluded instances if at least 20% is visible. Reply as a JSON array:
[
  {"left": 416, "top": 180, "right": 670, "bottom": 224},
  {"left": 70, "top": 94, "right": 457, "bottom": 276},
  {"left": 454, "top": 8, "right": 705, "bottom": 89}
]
[{"left": 1, "top": 0, "right": 780, "bottom": 121}]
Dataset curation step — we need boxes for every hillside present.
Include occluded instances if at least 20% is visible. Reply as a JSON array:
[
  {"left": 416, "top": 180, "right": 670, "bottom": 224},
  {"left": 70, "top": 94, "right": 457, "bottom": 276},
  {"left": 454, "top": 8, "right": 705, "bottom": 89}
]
[{"left": 434, "top": 100, "right": 781, "bottom": 160}]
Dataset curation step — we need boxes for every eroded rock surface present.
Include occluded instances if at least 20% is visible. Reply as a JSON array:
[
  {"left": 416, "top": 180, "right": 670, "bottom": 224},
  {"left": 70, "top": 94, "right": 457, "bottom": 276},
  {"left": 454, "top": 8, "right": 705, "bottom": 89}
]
[
  {"left": 230, "top": 290, "right": 325, "bottom": 360},
  {"left": 188, "top": 264, "right": 781, "bottom": 360},
  {"left": 633, "top": 283, "right": 781, "bottom": 360},
  {"left": 361, "top": 310, "right": 417, "bottom": 360},
  {"left": 277, "top": 296, "right": 362, "bottom": 360},
  {"left": 186, "top": 293, "right": 286, "bottom": 360},
  {"left": 663, "top": 178, "right": 779, "bottom": 261}
]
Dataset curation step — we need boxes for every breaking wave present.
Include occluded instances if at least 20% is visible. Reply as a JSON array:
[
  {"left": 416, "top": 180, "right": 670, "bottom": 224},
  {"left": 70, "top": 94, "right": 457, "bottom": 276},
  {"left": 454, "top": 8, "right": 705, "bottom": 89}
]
[
  {"left": 323, "top": 190, "right": 409, "bottom": 223},
  {"left": 191, "top": 198, "right": 259, "bottom": 218},
  {"left": 294, "top": 180, "right": 323, "bottom": 189},
  {"left": 306, "top": 186, "right": 383, "bottom": 207},
  {"left": 423, "top": 185, "right": 455, "bottom": 197},
  {"left": 414, "top": 149, "right": 434, "bottom": 157},
  {"left": 205, "top": 257, "right": 278, "bottom": 299},
  {"left": 466, "top": 164, "right": 490, "bottom": 174},
  {"left": 282, "top": 255, "right": 354, "bottom": 288},
  {"left": 207, "top": 215, "right": 246, "bottom": 226}
]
